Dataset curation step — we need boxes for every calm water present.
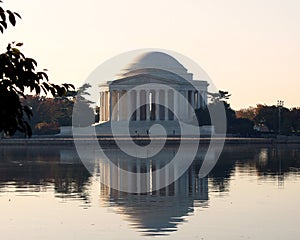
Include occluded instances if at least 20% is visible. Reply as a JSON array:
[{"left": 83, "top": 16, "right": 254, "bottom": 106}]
[{"left": 0, "top": 144, "right": 300, "bottom": 239}]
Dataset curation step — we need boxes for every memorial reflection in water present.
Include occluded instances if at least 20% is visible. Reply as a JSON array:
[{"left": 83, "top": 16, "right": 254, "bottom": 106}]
[{"left": 69, "top": 145, "right": 211, "bottom": 236}]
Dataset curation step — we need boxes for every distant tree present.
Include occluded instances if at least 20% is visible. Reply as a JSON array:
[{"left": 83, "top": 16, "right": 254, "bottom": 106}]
[
  {"left": 21, "top": 84, "right": 96, "bottom": 135},
  {"left": 22, "top": 96, "right": 70, "bottom": 134},
  {"left": 72, "top": 83, "right": 96, "bottom": 127},
  {"left": 254, "top": 105, "right": 279, "bottom": 133},
  {"left": 195, "top": 90, "right": 256, "bottom": 136},
  {"left": 195, "top": 107, "right": 211, "bottom": 126},
  {"left": 236, "top": 107, "right": 257, "bottom": 121},
  {"left": 95, "top": 106, "right": 100, "bottom": 123},
  {"left": 195, "top": 90, "right": 234, "bottom": 130},
  {"left": 208, "top": 90, "right": 231, "bottom": 104},
  {"left": 236, "top": 104, "right": 300, "bottom": 136},
  {"left": 289, "top": 108, "right": 300, "bottom": 133},
  {"left": 252, "top": 104, "right": 295, "bottom": 135},
  {"left": 232, "top": 118, "right": 255, "bottom": 136},
  {"left": 0, "top": 2, "right": 74, "bottom": 137}
]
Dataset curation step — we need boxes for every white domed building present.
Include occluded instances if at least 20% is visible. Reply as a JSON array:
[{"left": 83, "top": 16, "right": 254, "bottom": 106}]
[{"left": 96, "top": 51, "right": 210, "bottom": 136}]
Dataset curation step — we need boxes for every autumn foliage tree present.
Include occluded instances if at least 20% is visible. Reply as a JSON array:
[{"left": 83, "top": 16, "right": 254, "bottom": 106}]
[
  {"left": 22, "top": 84, "right": 96, "bottom": 135},
  {"left": 236, "top": 104, "right": 300, "bottom": 135},
  {"left": 21, "top": 96, "right": 72, "bottom": 134}
]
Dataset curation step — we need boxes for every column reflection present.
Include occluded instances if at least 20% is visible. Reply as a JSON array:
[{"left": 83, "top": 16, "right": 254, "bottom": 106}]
[{"left": 96, "top": 146, "right": 210, "bottom": 236}]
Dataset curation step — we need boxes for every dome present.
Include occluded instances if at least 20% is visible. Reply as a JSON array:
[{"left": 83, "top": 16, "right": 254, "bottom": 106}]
[
  {"left": 120, "top": 68, "right": 188, "bottom": 83},
  {"left": 118, "top": 51, "right": 193, "bottom": 81}
]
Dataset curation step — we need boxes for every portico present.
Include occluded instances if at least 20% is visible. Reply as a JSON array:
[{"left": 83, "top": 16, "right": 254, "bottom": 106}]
[
  {"left": 99, "top": 88, "right": 207, "bottom": 122},
  {"left": 97, "top": 51, "right": 209, "bottom": 135}
]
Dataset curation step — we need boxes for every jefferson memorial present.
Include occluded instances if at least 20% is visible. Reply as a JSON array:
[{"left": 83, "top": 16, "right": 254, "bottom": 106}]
[{"left": 94, "top": 51, "right": 210, "bottom": 135}]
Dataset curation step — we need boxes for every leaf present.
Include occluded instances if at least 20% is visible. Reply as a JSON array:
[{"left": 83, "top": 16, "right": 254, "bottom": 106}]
[
  {"left": 12, "top": 47, "right": 21, "bottom": 56},
  {"left": 50, "top": 88, "right": 56, "bottom": 96},
  {"left": 62, "top": 83, "right": 75, "bottom": 90},
  {"left": 39, "top": 71, "right": 49, "bottom": 81},
  {"left": 34, "top": 85, "right": 40, "bottom": 95},
  {"left": 0, "top": 20, "right": 7, "bottom": 29},
  {"left": 41, "top": 85, "right": 47, "bottom": 94},
  {"left": 16, "top": 42, "right": 23, "bottom": 47},
  {"left": 42, "top": 82, "right": 50, "bottom": 91},
  {"left": 0, "top": 25, "right": 3, "bottom": 33},
  {"left": 14, "top": 12, "right": 21, "bottom": 19},
  {"left": 0, "top": 11, "right": 5, "bottom": 22},
  {"left": 6, "top": 10, "right": 16, "bottom": 26},
  {"left": 27, "top": 58, "right": 37, "bottom": 67}
]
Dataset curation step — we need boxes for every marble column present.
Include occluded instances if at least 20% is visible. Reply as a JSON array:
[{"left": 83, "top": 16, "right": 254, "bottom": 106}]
[
  {"left": 103, "top": 91, "right": 107, "bottom": 121},
  {"left": 159, "top": 90, "right": 164, "bottom": 120},
  {"left": 116, "top": 91, "right": 120, "bottom": 121},
  {"left": 185, "top": 90, "right": 189, "bottom": 121},
  {"left": 191, "top": 90, "right": 195, "bottom": 119},
  {"left": 173, "top": 90, "right": 179, "bottom": 120},
  {"left": 200, "top": 91, "right": 204, "bottom": 108},
  {"left": 120, "top": 90, "right": 127, "bottom": 121},
  {"left": 102, "top": 91, "right": 105, "bottom": 121},
  {"left": 112, "top": 90, "right": 118, "bottom": 121},
  {"left": 99, "top": 92, "right": 103, "bottom": 121},
  {"left": 191, "top": 91, "right": 195, "bottom": 110},
  {"left": 104, "top": 91, "right": 106, "bottom": 121},
  {"left": 197, "top": 91, "right": 201, "bottom": 109},
  {"left": 104, "top": 91, "right": 107, "bottom": 121},
  {"left": 155, "top": 90, "right": 159, "bottom": 120},
  {"left": 107, "top": 91, "right": 110, "bottom": 121},
  {"left": 109, "top": 90, "right": 112, "bottom": 120},
  {"left": 127, "top": 90, "right": 131, "bottom": 121},
  {"left": 132, "top": 90, "right": 137, "bottom": 121},
  {"left": 179, "top": 90, "right": 183, "bottom": 119},
  {"left": 146, "top": 90, "right": 150, "bottom": 121},
  {"left": 118, "top": 90, "right": 122, "bottom": 121},
  {"left": 170, "top": 90, "right": 175, "bottom": 121},
  {"left": 164, "top": 90, "right": 168, "bottom": 121},
  {"left": 136, "top": 90, "right": 140, "bottom": 121},
  {"left": 203, "top": 91, "right": 207, "bottom": 108}
]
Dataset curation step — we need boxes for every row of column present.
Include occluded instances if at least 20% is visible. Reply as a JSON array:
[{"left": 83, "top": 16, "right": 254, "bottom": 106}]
[
  {"left": 100, "top": 157, "right": 208, "bottom": 197},
  {"left": 100, "top": 89, "right": 206, "bottom": 122},
  {"left": 99, "top": 91, "right": 110, "bottom": 121}
]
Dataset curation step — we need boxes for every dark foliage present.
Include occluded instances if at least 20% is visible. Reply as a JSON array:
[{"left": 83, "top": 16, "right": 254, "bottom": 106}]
[
  {"left": 0, "top": 2, "right": 74, "bottom": 137},
  {"left": 195, "top": 90, "right": 255, "bottom": 136}
]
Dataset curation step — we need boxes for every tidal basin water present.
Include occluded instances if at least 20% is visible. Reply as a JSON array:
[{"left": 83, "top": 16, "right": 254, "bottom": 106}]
[{"left": 0, "top": 144, "right": 300, "bottom": 240}]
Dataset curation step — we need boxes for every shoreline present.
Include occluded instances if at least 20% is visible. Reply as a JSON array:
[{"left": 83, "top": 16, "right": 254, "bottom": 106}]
[{"left": 1, "top": 136, "right": 300, "bottom": 146}]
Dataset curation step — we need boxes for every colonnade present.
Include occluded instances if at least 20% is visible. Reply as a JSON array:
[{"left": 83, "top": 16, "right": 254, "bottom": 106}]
[
  {"left": 100, "top": 157, "right": 208, "bottom": 197},
  {"left": 99, "top": 91, "right": 110, "bottom": 121},
  {"left": 99, "top": 89, "right": 206, "bottom": 122}
]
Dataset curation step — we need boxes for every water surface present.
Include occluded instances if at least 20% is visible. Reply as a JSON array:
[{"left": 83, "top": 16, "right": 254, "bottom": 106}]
[{"left": 0, "top": 144, "right": 299, "bottom": 239}]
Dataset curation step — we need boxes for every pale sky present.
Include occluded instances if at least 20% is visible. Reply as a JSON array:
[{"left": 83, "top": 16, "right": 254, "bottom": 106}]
[{"left": 2, "top": 0, "right": 300, "bottom": 109}]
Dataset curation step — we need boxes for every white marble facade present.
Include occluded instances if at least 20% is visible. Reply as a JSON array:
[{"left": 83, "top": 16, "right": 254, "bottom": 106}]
[{"left": 98, "top": 52, "right": 208, "bottom": 125}]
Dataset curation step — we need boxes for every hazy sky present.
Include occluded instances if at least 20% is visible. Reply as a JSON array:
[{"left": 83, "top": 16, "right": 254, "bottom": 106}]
[{"left": 2, "top": 0, "right": 299, "bottom": 109}]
